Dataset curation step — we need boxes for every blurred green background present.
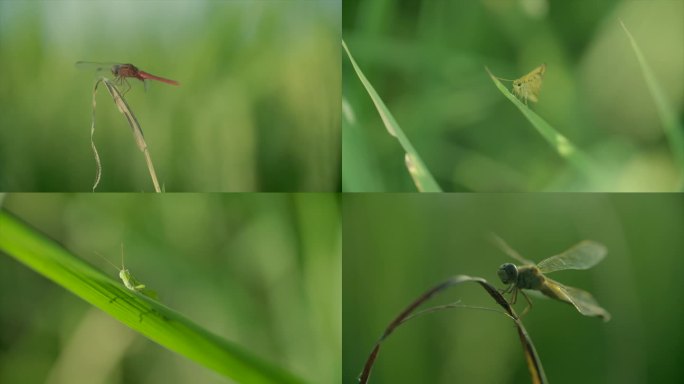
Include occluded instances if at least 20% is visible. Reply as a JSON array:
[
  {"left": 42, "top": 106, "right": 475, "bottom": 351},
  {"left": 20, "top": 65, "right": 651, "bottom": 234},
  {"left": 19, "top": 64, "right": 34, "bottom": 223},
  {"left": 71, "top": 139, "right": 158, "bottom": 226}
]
[
  {"left": 0, "top": 0, "right": 340, "bottom": 192},
  {"left": 0, "top": 193, "right": 340, "bottom": 384},
  {"left": 343, "top": 0, "right": 684, "bottom": 191},
  {"left": 343, "top": 193, "right": 684, "bottom": 383}
]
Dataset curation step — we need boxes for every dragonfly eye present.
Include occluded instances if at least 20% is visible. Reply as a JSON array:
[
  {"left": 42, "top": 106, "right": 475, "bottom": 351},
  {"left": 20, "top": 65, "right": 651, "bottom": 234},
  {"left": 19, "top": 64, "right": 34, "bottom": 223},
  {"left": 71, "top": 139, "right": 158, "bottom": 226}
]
[{"left": 497, "top": 263, "right": 518, "bottom": 284}]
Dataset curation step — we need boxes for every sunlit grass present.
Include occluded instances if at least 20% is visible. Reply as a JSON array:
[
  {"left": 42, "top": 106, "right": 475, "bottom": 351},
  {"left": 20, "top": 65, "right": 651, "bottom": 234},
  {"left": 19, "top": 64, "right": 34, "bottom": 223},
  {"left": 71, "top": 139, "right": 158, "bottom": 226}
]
[
  {"left": 343, "top": 40, "right": 442, "bottom": 192},
  {"left": 486, "top": 67, "right": 599, "bottom": 184}
]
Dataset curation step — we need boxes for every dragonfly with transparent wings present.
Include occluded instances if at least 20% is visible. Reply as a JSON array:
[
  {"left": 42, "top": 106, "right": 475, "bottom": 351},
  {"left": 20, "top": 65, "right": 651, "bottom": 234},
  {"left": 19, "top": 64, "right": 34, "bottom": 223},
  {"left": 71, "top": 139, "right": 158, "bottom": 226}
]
[
  {"left": 75, "top": 61, "right": 179, "bottom": 93},
  {"left": 493, "top": 235, "right": 611, "bottom": 321}
]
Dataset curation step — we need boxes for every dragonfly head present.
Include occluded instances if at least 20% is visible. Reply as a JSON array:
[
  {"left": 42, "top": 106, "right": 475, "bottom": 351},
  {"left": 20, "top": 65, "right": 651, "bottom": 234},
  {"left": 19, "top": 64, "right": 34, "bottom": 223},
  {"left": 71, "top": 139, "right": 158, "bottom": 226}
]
[{"left": 497, "top": 263, "right": 518, "bottom": 285}]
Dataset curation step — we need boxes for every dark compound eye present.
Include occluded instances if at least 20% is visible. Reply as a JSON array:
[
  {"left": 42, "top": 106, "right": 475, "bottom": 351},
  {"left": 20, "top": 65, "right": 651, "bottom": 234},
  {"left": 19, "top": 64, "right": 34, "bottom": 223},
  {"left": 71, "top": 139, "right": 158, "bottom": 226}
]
[{"left": 497, "top": 263, "right": 518, "bottom": 284}]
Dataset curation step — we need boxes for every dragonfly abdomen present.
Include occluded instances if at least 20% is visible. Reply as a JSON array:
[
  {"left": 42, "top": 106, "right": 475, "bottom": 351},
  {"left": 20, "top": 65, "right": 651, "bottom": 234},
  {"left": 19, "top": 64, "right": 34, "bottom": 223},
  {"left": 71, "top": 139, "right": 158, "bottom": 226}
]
[{"left": 538, "top": 283, "right": 574, "bottom": 306}]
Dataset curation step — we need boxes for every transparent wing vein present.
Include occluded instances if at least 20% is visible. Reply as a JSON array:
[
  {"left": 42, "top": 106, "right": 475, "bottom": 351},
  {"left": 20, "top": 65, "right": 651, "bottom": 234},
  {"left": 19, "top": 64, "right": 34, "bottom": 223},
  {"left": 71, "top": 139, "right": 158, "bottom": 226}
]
[
  {"left": 537, "top": 240, "right": 607, "bottom": 273},
  {"left": 547, "top": 279, "right": 611, "bottom": 322}
]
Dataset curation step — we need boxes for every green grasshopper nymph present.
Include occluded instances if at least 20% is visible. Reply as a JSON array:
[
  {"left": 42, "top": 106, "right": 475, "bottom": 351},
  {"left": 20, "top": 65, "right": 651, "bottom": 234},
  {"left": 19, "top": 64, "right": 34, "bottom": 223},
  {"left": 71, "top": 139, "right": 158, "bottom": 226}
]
[{"left": 97, "top": 245, "right": 158, "bottom": 300}]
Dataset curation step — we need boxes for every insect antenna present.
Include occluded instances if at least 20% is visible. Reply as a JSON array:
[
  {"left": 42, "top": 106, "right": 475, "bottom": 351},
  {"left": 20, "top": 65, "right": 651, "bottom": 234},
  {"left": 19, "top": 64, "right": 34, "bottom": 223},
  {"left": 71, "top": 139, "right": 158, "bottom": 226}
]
[
  {"left": 120, "top": 243, "right": 125, "bottom": 270},
  {"left": 493, "top": 76, "right": 516, "bottom": 82},
  {"left": 94, "top": 250, "right": 121, "bottom": 272}
]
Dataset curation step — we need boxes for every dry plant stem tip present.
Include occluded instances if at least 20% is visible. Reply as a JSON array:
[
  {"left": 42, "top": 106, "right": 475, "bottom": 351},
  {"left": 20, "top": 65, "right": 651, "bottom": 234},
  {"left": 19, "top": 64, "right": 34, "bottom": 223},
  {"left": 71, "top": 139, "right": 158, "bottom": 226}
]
[
  {"left": 89, "top": 77, "right": 161, "bottom": 192},
  {"left": 358, "top": 275, "right": 547, "bottom": 384}
]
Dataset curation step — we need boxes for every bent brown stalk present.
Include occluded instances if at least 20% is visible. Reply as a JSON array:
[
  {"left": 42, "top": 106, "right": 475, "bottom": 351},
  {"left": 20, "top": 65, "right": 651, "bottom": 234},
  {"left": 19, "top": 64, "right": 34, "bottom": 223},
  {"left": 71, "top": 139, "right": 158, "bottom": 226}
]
[
  {"left": 359, "top": 275, "right": 547, "bottom": 384},
  {"left": 89, "top": 77, "right": 161, "bottom": 192}
]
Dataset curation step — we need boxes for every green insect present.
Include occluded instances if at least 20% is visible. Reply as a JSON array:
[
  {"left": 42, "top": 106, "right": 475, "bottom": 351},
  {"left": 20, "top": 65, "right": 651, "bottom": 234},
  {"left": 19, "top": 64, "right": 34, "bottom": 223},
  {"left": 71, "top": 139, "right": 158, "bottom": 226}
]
[{"left": 97, "top": 245, "right": 158, "bottom": 300}]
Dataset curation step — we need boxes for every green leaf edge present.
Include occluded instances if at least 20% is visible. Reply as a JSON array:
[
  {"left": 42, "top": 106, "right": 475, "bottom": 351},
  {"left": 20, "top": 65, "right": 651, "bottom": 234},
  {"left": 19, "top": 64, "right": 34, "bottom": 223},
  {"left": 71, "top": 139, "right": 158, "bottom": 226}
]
[
  {"left": 485, "top": 66, "right": 598, "bottom": 184},
  {"left": 620, "top": 19, "right": 684, "bottom": 190},
  {"left": 342, "top": 40, "right": 442, "bottom": 192}
]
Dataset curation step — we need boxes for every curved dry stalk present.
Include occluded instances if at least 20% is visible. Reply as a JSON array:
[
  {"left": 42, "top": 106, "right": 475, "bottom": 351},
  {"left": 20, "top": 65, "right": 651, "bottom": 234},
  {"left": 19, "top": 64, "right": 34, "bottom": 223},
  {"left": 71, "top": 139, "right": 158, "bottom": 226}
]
[
  {"left": 89, "top": 77, "right": 161, "bottom": 192},
  {"left": 90, "top": 80, "right": 103, "bottom": 191},
  {"left": 359, "top": 275, "right": 547, "bottom": 384}
]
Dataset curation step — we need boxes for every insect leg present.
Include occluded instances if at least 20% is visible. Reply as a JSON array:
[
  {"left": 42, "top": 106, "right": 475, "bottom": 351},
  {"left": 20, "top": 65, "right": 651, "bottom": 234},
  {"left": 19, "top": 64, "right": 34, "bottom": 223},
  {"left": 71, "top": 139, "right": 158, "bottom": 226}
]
[
  {"left": 123, "top": 79, "right": 131, "bottom": 96},
  {"left": 519, "top": 290, "right": 533, "bottom": 317},
  {"left": 510, "top": 287, "right": 518, "bottom": 305}
]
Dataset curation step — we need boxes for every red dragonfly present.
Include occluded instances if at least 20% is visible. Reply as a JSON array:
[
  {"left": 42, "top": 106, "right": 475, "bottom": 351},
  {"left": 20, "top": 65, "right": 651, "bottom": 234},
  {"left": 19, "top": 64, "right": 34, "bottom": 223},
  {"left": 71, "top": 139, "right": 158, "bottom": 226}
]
[{"left": 76, "top": 61, "right": 179, "bottom": 93}]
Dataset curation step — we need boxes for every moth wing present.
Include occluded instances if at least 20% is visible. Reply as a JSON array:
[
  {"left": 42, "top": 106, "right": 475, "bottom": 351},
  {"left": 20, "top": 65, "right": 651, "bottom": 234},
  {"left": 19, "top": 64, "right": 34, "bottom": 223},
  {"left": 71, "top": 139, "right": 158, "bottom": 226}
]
[
  {"left": 526, "top": 64, "right": 546, "bottom": 102},
  {"left": 537, "top": 63, "right": 546, "bottom": 77},
  {"left": 527, "top": 63, "right": 546, "bottom": 78}
]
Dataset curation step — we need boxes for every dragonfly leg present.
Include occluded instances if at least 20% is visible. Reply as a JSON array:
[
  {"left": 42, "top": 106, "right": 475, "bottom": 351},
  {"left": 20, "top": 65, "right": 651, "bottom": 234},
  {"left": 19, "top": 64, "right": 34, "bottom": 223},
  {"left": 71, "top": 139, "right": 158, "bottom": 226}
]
[
  {"left": 122, "top": 78, "right": 131, "bottom": 96},
  {"left": 499, "top": 283, "right": 514, "bottom": 295},
  {"left": 519, "top": 290, "right": 533, "bottom": 317},
  {"left": 510, "top": 287, "right": 518, "bottom": 305},
  {"left": 115, "top": 75, "right": 129, "bottom": 96}
]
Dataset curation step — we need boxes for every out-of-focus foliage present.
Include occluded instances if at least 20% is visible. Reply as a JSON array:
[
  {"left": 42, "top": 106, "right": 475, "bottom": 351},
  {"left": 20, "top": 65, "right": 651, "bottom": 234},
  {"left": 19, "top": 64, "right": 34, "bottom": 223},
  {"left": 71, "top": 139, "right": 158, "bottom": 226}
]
[
  {"left": 0, "top": 193, "right": 341, "bottom": 384},
  {"left": 343, "top": 0, "right": 683, "bottom": 191},
  {"left": 343, "top": 41, "right": 441, "bottom": 192},
  {"left": 343, "top": 193, "right": 684, "bottom": 384},
  {"left": 0, "top": 0, "right": 341, "bottom": 192}
]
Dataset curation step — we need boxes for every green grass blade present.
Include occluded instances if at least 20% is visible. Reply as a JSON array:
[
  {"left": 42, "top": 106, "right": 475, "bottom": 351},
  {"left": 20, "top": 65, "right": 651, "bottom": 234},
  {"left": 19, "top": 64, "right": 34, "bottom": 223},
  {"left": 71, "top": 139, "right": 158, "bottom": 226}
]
[
  {"left": 485, "top": 67, "right": 597, "bottom": 181},
  {"left": 342, "top": 98, "right": 386, "bottom": 191},
  {"left": 343, "top": 40, "right": 442, "bottom": 192},
  {"left": 0, "top": 210, "right": 306, "bottom": 384},
  {"left": 620, "top": 19, "right": 684, "bottom": 189}
]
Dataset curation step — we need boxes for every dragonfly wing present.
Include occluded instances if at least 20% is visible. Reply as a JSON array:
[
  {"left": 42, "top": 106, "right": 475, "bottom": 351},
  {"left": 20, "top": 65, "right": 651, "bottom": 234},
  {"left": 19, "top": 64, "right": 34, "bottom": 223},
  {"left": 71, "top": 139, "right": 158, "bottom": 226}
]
[
  {"left": 491, "top": 234, "right": 534, "bottom": 265},
  {"left": 537, "top": 240, "right": 607, "bottom": 273},
  {"left": 545, "top": 278, "right": 611, "bottom": 321},
  {"left": 75, "top": 61, "right": 118, "bottom": 72}
]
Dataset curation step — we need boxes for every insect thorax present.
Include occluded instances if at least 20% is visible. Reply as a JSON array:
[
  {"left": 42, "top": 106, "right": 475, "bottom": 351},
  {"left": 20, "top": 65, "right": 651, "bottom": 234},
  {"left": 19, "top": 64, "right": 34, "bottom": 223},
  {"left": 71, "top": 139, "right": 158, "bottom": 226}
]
[
  {"left": 512, "top": 82, "right": 524, "bottom": 98},
  {"left": 119, "top": 269, "right": 136, "bottom": 290},
  {"left": 516, "top": 265, "right": 545, "bottom": 290}
]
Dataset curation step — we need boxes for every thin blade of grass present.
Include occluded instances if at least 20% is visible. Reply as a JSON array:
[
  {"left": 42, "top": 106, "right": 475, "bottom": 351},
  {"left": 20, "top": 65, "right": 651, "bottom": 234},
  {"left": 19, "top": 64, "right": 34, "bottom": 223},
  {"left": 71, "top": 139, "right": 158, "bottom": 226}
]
[
  {"left": 620, "top": 19, "right": 684, "bottom": 190},
  {"left": 358, "top": 274, "right": 547, "bottom": 384},
  {"left": 485, "top": 67, "right": 597, "bottom": 183},
  {"left": 0, "top": 210, "right": 306, "bottom": 384},
  {"left": 342, "top": 97, "right": 386, "bottom": 191},
  {"left": 343, "top": 40, "right": 442, "bottom": 192}
]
